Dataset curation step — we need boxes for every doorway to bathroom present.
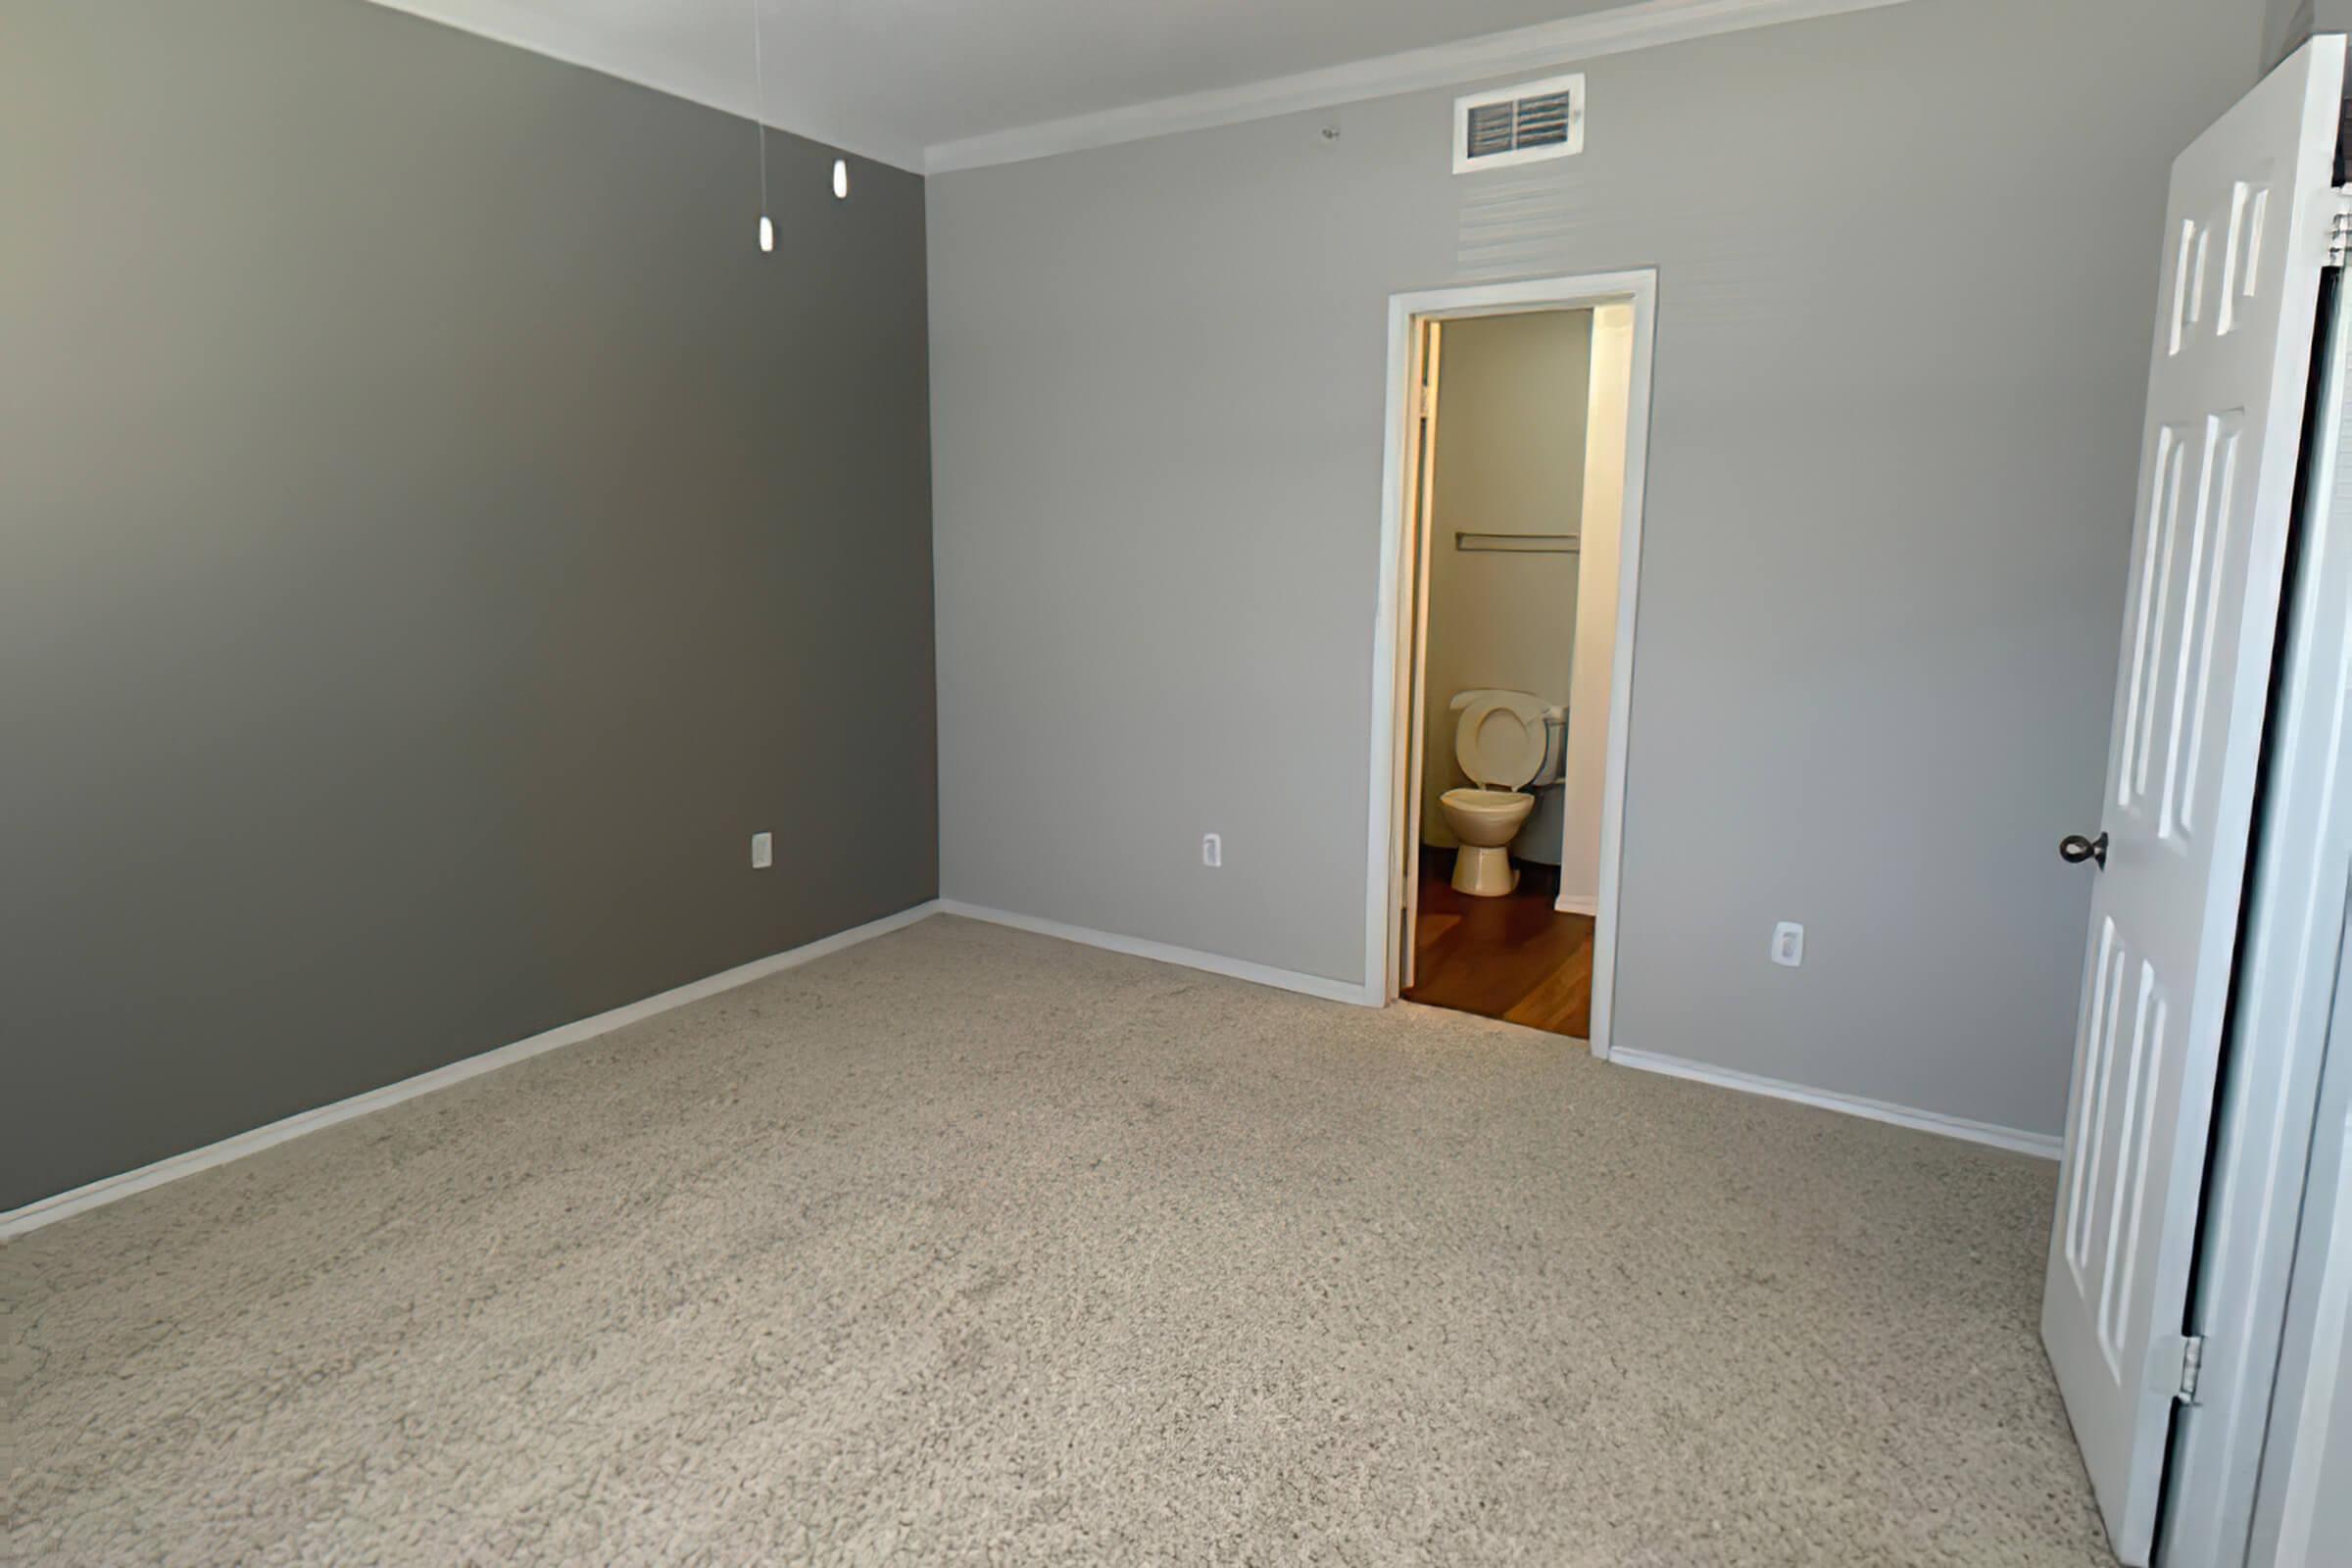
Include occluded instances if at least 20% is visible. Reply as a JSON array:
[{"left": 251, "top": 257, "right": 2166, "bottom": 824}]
[{"left": 1367, "top": 271, "right": 1654, "bottom": 1051}]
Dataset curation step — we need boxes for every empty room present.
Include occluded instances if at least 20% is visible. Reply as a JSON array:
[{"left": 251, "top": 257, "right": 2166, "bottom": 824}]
[{"left": 6, "top": 1, "right": 2350, "bottom": 1564}]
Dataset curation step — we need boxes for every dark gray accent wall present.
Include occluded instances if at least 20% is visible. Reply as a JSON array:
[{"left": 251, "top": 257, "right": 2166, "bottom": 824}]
[{"left": 0, "top": 0, "right": 937, "bottom": 1210}]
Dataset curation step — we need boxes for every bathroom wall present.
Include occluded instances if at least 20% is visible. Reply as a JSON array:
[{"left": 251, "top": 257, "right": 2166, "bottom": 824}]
[
  {"left": 1417, "top": 311, "right": 1592, "bottom": 857},
  {"left": 1556, "top": 304, "right": 1637, "bottom": 912},
  {"left": 0, "top": 0, "right": 937, "bottom": 1211},
  {"left": 927, "top": 0, "right": 2272, "bottom": 1138}
]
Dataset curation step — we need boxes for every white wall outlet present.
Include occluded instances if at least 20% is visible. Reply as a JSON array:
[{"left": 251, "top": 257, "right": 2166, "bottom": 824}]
[
  {"left": 1201, "top": 832, "right": 1222, "bottom": 868},
  {"left": 1770, "top": 920, "right": 1804, "bottom": 968},
  {"left": 750, "top": 831, "right": 773, "bottom": 869}
]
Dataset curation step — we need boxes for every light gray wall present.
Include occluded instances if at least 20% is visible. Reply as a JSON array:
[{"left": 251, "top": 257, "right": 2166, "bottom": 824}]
[
  {"left": 928, "top": 0, "right": 2268, "bottom": 1136},
  {"left": 2266, "top": 0, "right": 2348, "bottom": 72},
  {"left": 0, "top": 0, "right": 937, "bottom": 1209}
]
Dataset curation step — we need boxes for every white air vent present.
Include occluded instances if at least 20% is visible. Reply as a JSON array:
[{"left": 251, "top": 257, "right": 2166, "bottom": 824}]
[{"left": 1453, "top": 74, "right": 1585, "bottom": 173}]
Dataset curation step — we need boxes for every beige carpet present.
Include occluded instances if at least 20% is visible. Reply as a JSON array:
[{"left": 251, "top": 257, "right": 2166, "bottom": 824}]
[{"left": 2, "top": 915, "right": 2109, "bottom": 1565}]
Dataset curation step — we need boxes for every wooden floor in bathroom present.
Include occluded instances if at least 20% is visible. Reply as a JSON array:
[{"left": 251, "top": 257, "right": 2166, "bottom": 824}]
[{"left": 1403, "top": 849, "right": 1594, "bottom": 1040}]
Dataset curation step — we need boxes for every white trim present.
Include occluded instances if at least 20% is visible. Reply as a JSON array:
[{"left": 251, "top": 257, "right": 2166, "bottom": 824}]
[
  {"left": 360, "top": 1, "right": 923, "bottom": 172},
  {"left": 1371, "top": 305, "right": 1420, "bottom": 1003},
  {"left": 938, "top": 901, "right": 1381, "bottom": 1007},
  {"left": 1368, "top": 270, "right": 1657, "bottom": 1065},
  {"left": 1586, "top": 283, "right": 1656, "bottom": 1062},
  {"left": 0, "top": 901, "right": 943, "bottom": 1240},
  {"left": 1610, "top": 1047, "right": 2064, "bottom": 1159},
  {"left": 923, "top": 0, "right": 1915, "bottom": 173},
  {"left": 1451, "top": 74, "right": 1586, "bottom": 175},
  {"left": 1554, "top": 893, "right": 1599, "bottom": 917}
]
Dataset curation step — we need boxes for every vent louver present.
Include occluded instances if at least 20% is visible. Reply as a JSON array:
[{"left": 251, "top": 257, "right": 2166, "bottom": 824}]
[{"left": 1454, "top": 74, "right": 1585, "bottom": 173}]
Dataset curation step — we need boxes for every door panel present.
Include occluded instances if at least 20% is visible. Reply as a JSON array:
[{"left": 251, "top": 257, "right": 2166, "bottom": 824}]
[
  {"left": 2043, "top": 38, "right": 2345, "bottom": 1567},
  {"left": 1399, "top": 321, "right": 1442, "bottom": 990}
]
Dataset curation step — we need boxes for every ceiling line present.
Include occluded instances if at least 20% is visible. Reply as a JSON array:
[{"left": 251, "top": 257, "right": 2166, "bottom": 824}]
[
  {"left": 361, "top": 0, "right": 1915, "bottom": 181},
  {"left": 362, "top": 0, "right": 927, "bottom": 172},
  {"left": 922, "top": 0, "right": 1916, "bottom": 174}
]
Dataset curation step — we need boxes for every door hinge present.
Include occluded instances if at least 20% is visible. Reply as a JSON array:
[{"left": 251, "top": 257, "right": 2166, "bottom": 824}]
[
  {"left": 2153, "top": 1333, "right": 2206, "bottom": 1404},
  {"left": 2329, "top": 201, "right": 2352, "bottom": 269}
]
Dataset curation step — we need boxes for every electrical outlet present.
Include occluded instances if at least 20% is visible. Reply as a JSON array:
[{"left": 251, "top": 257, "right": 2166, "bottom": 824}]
[
  {"left": 750, "top": 832, "right": 773, "bottom": 870},
  {"left": 1201, "top": 833, "right": 1222, "bottom": 868},
  {"left": 1770, "top": 921, "right": 1804, "bottom": 968}
]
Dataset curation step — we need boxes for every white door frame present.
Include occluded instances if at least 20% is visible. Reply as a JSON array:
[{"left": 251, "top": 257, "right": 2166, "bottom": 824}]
[{"left": 1363, "top": 269, "right": 1658, "bottom": 1054}]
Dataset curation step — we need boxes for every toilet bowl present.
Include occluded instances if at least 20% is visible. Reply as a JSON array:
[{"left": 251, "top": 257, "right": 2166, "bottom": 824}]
[
  {"left": 1439, "top": 689, "right": 1566, "bottom": 897},
  {"left": 1439, "top": 787, "right": 1536, "bottom": 894}
]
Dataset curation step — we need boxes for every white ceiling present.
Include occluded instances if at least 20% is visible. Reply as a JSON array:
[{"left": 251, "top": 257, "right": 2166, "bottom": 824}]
[{"left": 368, "top": 0, "right": 1654, "bottom": 172}]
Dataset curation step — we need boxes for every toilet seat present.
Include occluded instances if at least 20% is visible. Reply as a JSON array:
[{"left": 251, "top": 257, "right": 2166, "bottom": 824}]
[{"left": 1453, "top": 691, "right": 1548, "bottom": 789}]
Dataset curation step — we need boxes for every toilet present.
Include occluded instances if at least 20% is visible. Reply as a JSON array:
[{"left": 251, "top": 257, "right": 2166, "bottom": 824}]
[{"left": 1439, "top": 689, "right": 1566, "bottom": 897}]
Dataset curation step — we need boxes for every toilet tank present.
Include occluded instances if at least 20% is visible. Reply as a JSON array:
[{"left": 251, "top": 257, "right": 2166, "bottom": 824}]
[
  {"left": 1516, "top": 708, "right": 1570, "bottom": 865},
  {"left": 1530, "top": 707, "right": 1569, "bottom": 786}
]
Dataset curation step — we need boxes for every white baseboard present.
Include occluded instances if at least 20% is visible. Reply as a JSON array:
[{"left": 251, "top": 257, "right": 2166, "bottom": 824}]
[
  {"left": 1608, "top": 1047, "right": 2061, "bottom": 1159},
  {"left": 1554, "top": 893, "right": 1598, "bottom": 916},
  {"left": 0, "top": 900, "right": 944, "bottom": 1241},
  {"left": 936, "top": 900, "right": 1380, "bottom": 1007}
]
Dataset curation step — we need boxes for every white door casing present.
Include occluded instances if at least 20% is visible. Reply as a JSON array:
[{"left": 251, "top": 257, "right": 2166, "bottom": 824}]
[
  {"left": 2042, "top": 37, "right": 2347, "bottom": 1568},
  {"left": 1369, "top": 270, "right": 1657, "bottom": 1019}
]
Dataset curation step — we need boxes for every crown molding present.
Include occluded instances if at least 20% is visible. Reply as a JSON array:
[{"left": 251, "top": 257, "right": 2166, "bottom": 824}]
[
  {"left": 361, "top": 0, "right": 1915, "bottom": 181},
  {"left": 362, "top": 0, "right": 926, "bottom": 172},
  {"left": 924, "top": 0, "right": 1914, "bottom": 174}
]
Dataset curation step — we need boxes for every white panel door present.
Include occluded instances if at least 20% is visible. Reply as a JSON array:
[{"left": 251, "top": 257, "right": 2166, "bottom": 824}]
[{"left": 2043, "top": 38, "right": 2346, "bottom": 1567}]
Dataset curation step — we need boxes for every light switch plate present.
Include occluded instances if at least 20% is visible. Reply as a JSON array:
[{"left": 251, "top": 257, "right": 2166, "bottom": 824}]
[{"left": 751, "top": 832, "right": 773, "bottom": 869}]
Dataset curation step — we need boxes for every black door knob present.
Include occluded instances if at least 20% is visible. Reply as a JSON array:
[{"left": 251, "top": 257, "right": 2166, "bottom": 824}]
[{"left": 2059, "top": 831, "right": 2108, "bottom": 868}]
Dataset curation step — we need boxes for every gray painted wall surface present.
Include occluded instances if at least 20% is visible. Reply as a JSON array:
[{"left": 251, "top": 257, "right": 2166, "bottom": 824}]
[
  {"left": 0, "top": 0, "right": 936, "bottom": 1209},
  {"left": 2266, "top": 0, "right": 2345, "bottom": 72},
  {"left": 927, "top": 0, "right": 2267, "bottom": 1136}
]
